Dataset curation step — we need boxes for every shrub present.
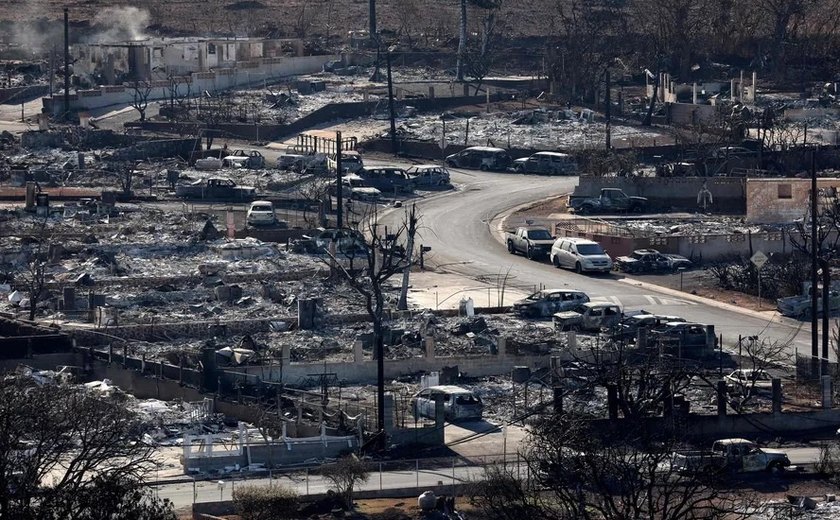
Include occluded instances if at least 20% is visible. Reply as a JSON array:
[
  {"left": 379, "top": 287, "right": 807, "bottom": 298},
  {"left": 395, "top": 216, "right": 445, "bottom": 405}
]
[{"left": 233, "top": 485, "right": 300, "bottom": 520}]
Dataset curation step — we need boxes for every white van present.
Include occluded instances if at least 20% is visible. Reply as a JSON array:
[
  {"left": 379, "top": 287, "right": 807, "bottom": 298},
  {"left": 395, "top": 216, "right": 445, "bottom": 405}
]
[
  {"left": 512, "top": 151, "right": 577, "bottom": 175},
  {"left": 412, "top": 385, "right": 483, "bottom": 422},
  {"left": 550, "top": 237, "right": 613, "bottom": 274}
]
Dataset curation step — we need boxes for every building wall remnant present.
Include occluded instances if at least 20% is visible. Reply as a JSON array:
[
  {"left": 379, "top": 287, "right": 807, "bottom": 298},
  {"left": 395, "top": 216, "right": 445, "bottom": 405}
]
[{"left": 746, "top": 177, "right": 840, "bottom": 224}]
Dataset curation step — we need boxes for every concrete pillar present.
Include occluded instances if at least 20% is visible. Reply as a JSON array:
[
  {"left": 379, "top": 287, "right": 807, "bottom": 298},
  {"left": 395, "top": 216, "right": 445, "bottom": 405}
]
[
  {"left": 298, "top": 298, "right": 316, "bottom": 330},
  {"left": 463, "top": 83, "right": 470, "bottom": 96},
  {"left": 772, "top": 378, "right": 782, "bottom": 414},
  {"left": 383, "top": 392, "right": 395, "bottom": 433},
  {"left": 424, "top": 336, "right": 435, "bottom": 359},
  {"left": 553, "top": 386, "right": 563, "bottom": 414},
  {"left": 739, "top": 70, "right": 744, "bottom": 101},
  {"left": 607, "top": 384, "right": 618, "bottom": 419},
  {"left": 567, "top": 330, "right": 577, "bottom": 350},
  {"left": 692, "top": 83, "right": 697, "bottom": 105},
  {"left": 25, "top": 182, "right": 36, "bottom": 210},
  {"left": 281, "top": 344, "right": 291, "bottom": 366},
  {"left": 353, "top": 340, "right": 364, "bottom": 363},
  {"left": 730, "top": 79, "right": 735, "bottom": 100},
  {"left": 296, "top": 400, "right": 303, "bottom": 423},
  {"left": 717, "top": 380, "right": 727, "bottom": 416},
  {"left": 434, "top": 394, "right": 445, "bottom": 428},
  {"left": 62, "top": 287, "right": 75, "bottom": 311},
  {"left": 78, "top": 152, "right": 85, "bottom": 170},
  {"left": 822, "top": 375, "right": 833, "bottom": 409},
  {"left": 752, "top": 71, "right": 757, "bottom": 102},
  {"left": 497, "top": 336, "right": 506, "bottom": 357},
  {"left": 428, "top": 86, "right": 435, "bottom": 99}
]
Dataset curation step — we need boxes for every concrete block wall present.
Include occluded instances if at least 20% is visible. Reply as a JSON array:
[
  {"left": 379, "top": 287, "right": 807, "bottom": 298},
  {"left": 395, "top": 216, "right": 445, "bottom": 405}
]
[
  {"left": 746, "top": 177, "right": 840, "bottom": 224},
  {"left": 235, "top": 337, "right": 551, "bottom": 385},
  {"left": 44, "top": 55, "right": 338, "bottom": 115},
  {"left": 574, "top": 176, "right": 747, "bottom": 212}
]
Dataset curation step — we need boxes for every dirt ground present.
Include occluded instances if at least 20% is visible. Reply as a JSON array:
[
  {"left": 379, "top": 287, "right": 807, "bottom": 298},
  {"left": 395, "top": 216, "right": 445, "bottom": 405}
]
[{"left": 179, "top": 479, "right": 840, "bottom": 519}]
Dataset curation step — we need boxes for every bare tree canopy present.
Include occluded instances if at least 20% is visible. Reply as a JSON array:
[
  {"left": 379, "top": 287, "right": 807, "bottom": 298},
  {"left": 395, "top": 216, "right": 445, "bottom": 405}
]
[{"left": 0, "top": 375, "right": 175, "bottom": 520}]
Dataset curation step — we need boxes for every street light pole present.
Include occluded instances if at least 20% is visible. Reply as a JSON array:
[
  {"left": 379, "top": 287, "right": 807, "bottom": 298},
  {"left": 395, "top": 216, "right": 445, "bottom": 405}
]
[
  {"left": 811, "top": 149, "right": 819, "bottom": 371},
  {"left": 386, "top": 48, "right": 398, "bottom": 156}
]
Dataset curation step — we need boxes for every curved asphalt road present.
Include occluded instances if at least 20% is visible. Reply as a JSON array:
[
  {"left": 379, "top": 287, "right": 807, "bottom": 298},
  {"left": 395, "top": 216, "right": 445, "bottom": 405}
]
[{"left": 389, "top": 167, "right": 812, "bottom": 356}]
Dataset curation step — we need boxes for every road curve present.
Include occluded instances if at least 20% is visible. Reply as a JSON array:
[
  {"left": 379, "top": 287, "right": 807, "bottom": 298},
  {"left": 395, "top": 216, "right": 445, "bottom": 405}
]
[{"left": 394, "top": 168, "right": 811, "bottom": 355}]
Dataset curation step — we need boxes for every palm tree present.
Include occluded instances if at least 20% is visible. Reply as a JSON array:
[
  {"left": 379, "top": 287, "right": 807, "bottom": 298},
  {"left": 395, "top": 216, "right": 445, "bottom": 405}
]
[{"left": 456, "top": 0, "right": 500, "bottom": 81}]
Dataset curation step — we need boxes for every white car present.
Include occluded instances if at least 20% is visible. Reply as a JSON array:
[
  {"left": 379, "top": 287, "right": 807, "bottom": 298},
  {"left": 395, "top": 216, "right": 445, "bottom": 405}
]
[
  {"left": 406, "top": 165, "right": 450, "bottom": 187},
  {"left": 550, "top": 237, "right": 613, "bottom": 274},
  {"left": 327, "top": 150, "right": 364, "bottom": 173},
  {"left": 246, "top": 200, "right": 277, "bottom": 226}
]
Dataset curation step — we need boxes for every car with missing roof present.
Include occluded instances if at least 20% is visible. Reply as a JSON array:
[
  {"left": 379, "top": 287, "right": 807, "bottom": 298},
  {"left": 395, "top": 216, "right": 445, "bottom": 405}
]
[
  {"left": 406, "top": 165, "right": 451, "bottom": 187},
  {"left": 614, "top": 249, "right": 692, "bottom": 273},
  {"left": 553, "top": 302, "right": 623, "bottom": 332},
  {"left": 446, "top": 146, "right": 512, "bottom": 171},
  {"left": 513, "top": 289, "right": 590, "bottom": 318}
]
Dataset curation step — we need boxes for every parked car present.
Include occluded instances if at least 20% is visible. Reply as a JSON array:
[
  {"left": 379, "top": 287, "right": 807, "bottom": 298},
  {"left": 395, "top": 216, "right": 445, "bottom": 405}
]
[
  {"left": 568, "top": 188, "right": 648, "bottom": 214},
  {"left": 513, "top": 289, "right": 590, "bottom": 318},
  {"left": 550, "top": 237, "right": 613, "bottom": 274},
  {"left": 512, "top": 151, "right": 577, "bottom": 175},
  {"left": 277, "top": 153, "right": 306, "bottom": 171},
  {"left": 724, "top": 369, "right": 775, "bottom": 396},
  {"left": 613, "top": 313, "right": 686, "bottom": 342},
  {"left": 175, "top": 177, "right": 256, "bottom": 201},
  {"left": 672, "top": 438, "right": 790, "bottom": 475},
  {"left": 614, "top": 249, "right": 693, "bottom": 273},
  {"left": 246, "top": 200, "right": 277, "bottom": 226},
  {"left": 358, "top": 166, "right": 414, "bottom": 193},
  {"left": 222, "top": 149, "right": 265, "bottom": 169},
  {"left": 553, "top": 302, "right": 622, "bottom": 332},
  {"left": 446, "top": 146, "right": 511, "bottom": 171},
  {"left": 406, "top": 165, "right": 450, "bottom": 187},
  {"left": 649, "top": 322, "right": 716, "bottom": 356},
  {"left": 412, "top": 385, "right": 483, "bottom": 422},
  {"left": 505, "top": 226, "right": 555, "bottom": 259},
  {"left": 327, "top": 150, "right": 364, "bottom": 173},
  {"left": 333, "top": 174, "right": 382, "bottom": 201}
]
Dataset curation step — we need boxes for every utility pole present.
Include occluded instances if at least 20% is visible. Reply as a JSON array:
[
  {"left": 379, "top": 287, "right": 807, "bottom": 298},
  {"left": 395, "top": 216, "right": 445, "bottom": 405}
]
[
  {"left": 605, "top": 69, "right": 611, "bottom": 151},
  {"left": 386, "top": 48, "right": 397, "bottom": 155},
  {"left": 369, "top": 0, "right": 377, "bottom": 40},
  {"left": 335, "top": 131, "right": 343, "bottom": 229},
  {"left": 811, "top": 149, "right": 819, "bottom": 370},
  {"left": 63, "top": 7, "right": 70, "bottom": 120}
]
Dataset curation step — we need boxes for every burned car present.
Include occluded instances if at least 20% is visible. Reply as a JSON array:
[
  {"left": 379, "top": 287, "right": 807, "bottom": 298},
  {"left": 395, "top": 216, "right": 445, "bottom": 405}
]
[
  {"left": 513, "top": 289, "right": 590, "bottom": 318},
  {"left": 614, "top": 249, "right": 692, "bottom": 273}
]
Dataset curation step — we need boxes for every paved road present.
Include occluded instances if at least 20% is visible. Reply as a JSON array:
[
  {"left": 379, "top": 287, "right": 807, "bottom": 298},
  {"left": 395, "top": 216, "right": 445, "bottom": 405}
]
[
  {"left": 383, "top": 167, "right": 813, "bottom": 357},
  {"left": 156, "top": 463, "right": 487, "bottom": 508},
  {"left": 156, "top": 445, "right": 821, "bottom": 509}
]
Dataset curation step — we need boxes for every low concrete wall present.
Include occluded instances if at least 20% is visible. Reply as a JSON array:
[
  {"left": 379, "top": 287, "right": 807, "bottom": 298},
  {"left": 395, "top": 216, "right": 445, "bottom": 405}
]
[
  {"left": 43, "top": 55, "right": 338, "bottom": 116},
  {"left": 0, "top": 85, "right": 49, "bottom": 104},
  {"left": 573, "top": 176, "right": 747, "bottom": 213},
  {"left": 594, "top": 408, "right": 840, "bottom": 441},
  {"left": 191, "top": 483, "right": 470, "bottom": 518},
  {"left": 555, "top": 225, "right": 789, "bottom": 263}
]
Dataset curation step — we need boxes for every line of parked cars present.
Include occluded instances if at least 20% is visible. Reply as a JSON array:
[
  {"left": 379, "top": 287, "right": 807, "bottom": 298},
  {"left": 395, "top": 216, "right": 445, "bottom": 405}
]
[
  {"left": 505, "top": 226, "right": 693, "bottom": 275},
  {"left": 445, "top": 146, "right": 578, "bottom": 175}
]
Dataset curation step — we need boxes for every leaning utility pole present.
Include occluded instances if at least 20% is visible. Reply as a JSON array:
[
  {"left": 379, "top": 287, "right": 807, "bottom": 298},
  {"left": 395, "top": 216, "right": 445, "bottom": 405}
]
[
  {"left": 811, "top": 150, "right": 819, "bottom": 367},
  {"left": 63, "top": 7, "right": 70, "bottom": 120},
  {"left": 386, "top": 49, "right": 397, "bottom": 155},
  {"left": 605, "top": 69, "right": 611, "bottom": 151},
  {"left": 369, "top": 0, "right": 376, "bottom": 39},
  {"left": 335, "top": 131, "right": 343, "bottom": 228}
]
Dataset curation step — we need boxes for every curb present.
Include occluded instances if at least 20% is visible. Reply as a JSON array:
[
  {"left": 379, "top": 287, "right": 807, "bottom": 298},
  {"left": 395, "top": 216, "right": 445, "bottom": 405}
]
[{"left": 490, "top": 195, "right": 794, "bottom": 327}]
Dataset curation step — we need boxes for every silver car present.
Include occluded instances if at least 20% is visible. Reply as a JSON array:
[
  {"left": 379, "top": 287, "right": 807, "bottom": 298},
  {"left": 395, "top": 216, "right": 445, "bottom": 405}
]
[{"left": 412, "top": 385, "right": 483, "bottom": 422}]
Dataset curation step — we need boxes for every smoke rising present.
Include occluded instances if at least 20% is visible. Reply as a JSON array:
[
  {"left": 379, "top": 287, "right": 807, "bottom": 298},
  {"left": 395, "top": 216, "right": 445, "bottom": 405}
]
[{"left": 90, "top": 6, "right": 151, "bottom": 43}]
